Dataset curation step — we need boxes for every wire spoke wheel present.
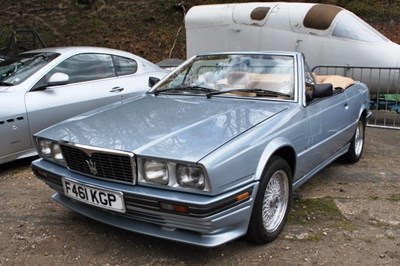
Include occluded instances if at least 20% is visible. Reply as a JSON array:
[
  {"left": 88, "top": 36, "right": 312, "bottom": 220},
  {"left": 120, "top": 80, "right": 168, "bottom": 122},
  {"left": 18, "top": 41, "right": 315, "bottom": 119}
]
[
  {"left": 247, "top": 156, "right": 292, "bottom": 244},
  {"left": 262, "top": 170, "right": 290, "bottom": 232}
]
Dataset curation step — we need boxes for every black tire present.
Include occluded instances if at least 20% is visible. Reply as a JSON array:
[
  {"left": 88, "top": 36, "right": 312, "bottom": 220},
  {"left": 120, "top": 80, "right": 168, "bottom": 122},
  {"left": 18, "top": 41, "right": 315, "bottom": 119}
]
[
  {"left": 247, "top": 156, "right": 292, "bottom": 244},
  {"left": 341, "top": 118, "right": 365, "bottom": 163}
]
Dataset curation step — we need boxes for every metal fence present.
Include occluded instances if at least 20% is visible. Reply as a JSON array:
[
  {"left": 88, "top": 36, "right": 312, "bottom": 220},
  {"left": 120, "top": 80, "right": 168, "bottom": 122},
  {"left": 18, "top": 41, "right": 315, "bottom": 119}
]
[
  {"left": 2, "top": 28, "right": 46, "bottom": 56},
  {"left": 312, "top": 65, "right": 400, "bottom": 130}
]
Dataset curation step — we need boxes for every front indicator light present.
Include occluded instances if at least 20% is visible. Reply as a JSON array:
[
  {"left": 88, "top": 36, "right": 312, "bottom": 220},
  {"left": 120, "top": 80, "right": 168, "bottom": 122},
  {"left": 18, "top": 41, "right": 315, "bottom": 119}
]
[
  {"left": 160, "top": 202, "right": 189, "bottom": 214},
  {"left": 236, "top": 191, "right": 250, "bottom": 202}
]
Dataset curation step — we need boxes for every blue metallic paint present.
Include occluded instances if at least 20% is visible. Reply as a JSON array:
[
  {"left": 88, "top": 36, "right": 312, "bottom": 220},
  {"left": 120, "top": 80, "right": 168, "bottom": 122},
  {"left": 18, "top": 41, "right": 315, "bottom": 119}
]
[{"left": 32, "top": 51, "right": 370, "bottom": 247}]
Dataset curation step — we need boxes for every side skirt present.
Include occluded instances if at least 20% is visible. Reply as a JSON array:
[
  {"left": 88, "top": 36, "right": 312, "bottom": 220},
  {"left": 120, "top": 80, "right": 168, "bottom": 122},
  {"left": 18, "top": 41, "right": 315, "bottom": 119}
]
[{"left": 292, "top": 143, "right": 350, "bottom": 190}]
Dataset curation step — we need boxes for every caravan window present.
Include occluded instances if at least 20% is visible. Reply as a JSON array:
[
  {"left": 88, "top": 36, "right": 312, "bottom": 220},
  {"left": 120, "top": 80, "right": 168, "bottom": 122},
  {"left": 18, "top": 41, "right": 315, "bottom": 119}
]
[
  {"left": 303, "top": 4, "right": 341, "bottom": 30},
  {"left": 250, "top": 7, "right": 270, "bottom": 21},
  {"left": 233, "top": 4, "right": 271, "bottom": 26}
]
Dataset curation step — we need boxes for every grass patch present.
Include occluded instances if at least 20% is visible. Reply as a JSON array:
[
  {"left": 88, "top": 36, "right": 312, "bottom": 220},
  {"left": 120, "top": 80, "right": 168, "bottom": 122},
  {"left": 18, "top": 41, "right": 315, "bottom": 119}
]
[
  {"left": 336, "top": 220, "right": 358, "bottom": 231},
  {"left": 288, "top": 196, "right": 355, "bottom": 231},
  {"left": 387, "top": 194, "right": 400, "bottom": 202},
  {"left": 368, "top": 195, "right": 380, "bottom": 200},
  {"left": 309, "top": 233, "right": 322, "bottom": 242}
]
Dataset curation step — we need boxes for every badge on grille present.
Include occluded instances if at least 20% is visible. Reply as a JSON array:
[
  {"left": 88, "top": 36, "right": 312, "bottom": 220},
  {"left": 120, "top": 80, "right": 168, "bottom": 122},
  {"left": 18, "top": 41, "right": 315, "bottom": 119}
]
[{"left": 86, "top": 159, "right": 98, "bottom": 175}]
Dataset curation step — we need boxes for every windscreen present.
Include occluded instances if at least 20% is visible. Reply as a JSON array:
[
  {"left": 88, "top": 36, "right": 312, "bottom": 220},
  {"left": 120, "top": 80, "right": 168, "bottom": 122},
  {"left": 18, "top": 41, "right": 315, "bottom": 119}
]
[
  {"left": 0, "top": 52, "right": 59, "bottom": 85},
  {"left": 154, "top": 54, "right": 295, "bottom": 100}
]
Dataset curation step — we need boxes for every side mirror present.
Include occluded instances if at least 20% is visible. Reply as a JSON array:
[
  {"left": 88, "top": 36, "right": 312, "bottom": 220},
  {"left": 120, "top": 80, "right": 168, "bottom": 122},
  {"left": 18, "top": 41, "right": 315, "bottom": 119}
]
[
  {"left": 312, "top": 83, "right": 333, "bottom": 98},
  {"left": 48, "top": 72, "right": 70, "bottom": 86},
  {"left": 30, "top": 72, "right": 70, "bottom": 91},
  {"left": 148, "top": 76, "right": 160, "bottom": 87}
]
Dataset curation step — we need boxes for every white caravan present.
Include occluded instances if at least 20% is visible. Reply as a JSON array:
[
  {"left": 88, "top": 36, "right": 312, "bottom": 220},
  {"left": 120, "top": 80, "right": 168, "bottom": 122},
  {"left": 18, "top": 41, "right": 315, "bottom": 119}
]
[{"left": 185, "top": 2, "right": 400, "bottom": 93}]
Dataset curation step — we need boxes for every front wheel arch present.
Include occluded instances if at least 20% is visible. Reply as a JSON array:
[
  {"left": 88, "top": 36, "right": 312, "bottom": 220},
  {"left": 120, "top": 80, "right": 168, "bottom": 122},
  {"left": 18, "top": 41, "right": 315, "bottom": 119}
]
[{"left": 255, "top": 141, "right": 296, "bottom": 183}]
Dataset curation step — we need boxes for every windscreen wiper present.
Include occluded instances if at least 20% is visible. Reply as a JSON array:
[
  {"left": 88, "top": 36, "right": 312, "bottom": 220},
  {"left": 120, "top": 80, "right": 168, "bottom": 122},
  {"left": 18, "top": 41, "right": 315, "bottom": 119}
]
[
  {"left": 154, "top": 85, "right": 217, "bottom": 96},
  {"left": 206, "top": 88, "right": 291, "bottom": 99}
]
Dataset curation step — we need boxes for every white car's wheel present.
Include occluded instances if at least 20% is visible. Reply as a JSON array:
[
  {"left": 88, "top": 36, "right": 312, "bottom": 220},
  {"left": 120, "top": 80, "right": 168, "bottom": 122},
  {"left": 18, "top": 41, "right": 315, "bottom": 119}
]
[{"left": 247, "top": 156, "right": 292, "bottom": 244}]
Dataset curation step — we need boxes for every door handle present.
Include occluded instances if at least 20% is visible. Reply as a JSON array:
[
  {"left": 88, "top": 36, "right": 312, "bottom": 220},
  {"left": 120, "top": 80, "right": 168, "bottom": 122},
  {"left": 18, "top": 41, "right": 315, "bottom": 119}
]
[
  {"left": 344, "top": 103, "right": 349, "bottom": 110},
  {"left": 110, "top": 87, "right": 124, "bottom": 93}
]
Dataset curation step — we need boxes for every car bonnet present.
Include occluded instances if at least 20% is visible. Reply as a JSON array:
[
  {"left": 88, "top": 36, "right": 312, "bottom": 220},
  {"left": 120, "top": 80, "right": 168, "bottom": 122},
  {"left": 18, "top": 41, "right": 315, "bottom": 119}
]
[{"left": 37, "top": 95, "right": 290, "bottom": 162}]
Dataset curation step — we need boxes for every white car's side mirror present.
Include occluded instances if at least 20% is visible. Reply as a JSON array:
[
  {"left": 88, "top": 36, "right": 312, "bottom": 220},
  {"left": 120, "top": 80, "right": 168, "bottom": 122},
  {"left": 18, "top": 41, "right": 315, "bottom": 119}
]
[{"left": 48, "top": 72, "right": 70, "bottom": 86}]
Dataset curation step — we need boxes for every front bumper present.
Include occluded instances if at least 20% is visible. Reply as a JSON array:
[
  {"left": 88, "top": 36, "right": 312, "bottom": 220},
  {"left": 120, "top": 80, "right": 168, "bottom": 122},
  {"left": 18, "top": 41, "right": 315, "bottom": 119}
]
[{"left": 32, "top": 159, "right": 258, "bottom": 247}]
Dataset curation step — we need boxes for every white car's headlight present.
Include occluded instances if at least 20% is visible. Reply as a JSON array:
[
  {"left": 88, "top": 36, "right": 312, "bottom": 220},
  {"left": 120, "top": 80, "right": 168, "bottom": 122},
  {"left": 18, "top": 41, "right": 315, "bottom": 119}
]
[
  {"left": 177, "top": 164, "right": 205, "bottom": 190},
  {"left": 36, "top": 138, "right": 66, "bottom": 166},
  {"left": 143, "top": 160, "right": 169, "bottom": 185}
]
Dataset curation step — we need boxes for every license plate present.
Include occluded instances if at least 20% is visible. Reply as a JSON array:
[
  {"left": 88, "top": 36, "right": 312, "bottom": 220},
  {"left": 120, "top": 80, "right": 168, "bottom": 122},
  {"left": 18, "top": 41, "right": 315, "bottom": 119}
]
[{"left": 62, "top": 178, "right": 125, "bottom": 213}]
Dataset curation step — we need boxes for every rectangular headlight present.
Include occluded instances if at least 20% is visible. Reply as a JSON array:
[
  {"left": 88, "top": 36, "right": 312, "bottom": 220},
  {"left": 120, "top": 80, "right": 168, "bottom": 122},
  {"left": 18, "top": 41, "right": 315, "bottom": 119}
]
[
  {"left": 35, "top": 137, "right": 66, "bottom": 166},
  {"left": 143, "top": 160, "right": 169, "bottom": 185},
  {"left": 176, "top": 164, "right": 205, "bottom": 190},
  {"left": 37, "top": 138, "right": 52, "bottom": 157},
  {"left": 138, "top": 158, "right": 209, "bottom": 192}
]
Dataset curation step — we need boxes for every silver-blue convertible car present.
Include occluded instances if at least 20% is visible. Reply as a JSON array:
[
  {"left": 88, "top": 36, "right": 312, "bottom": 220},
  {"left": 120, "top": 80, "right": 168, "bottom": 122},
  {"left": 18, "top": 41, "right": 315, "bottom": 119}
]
[{"left": 32, "top": 51, "right": 370, "bottom": 247}]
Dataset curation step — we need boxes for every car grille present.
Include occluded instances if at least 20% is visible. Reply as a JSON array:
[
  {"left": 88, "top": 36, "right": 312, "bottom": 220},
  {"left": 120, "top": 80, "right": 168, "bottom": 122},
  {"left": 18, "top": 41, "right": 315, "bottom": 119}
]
[{"left": 60, "top": 144, "right": 135, "bottom": 184}]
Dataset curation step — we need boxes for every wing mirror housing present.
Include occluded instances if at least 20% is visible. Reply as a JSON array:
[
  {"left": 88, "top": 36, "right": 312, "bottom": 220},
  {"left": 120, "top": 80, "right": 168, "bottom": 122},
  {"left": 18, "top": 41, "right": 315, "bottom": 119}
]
[
  {"left": 31, "top": 72, "right": 70, "bottom": 91},
  {"left": 48, "top": 72, "right": 70, "bottom": 86},
  {"left": 148, "top": 76, "right": 160, "bottom": 87}
]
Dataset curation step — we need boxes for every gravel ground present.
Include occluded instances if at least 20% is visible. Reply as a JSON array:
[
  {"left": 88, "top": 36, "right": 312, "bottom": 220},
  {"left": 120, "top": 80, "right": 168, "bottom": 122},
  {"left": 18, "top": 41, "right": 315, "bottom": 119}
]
[{"left": 0, "top": 127, "right": 399, "bottom": 265}]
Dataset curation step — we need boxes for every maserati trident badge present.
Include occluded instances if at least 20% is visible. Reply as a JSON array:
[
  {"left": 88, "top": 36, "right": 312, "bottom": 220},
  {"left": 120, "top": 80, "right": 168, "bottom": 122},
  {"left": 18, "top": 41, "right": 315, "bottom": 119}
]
[{"left": 86, "top": 159, "right": 98, "bottom": 175}]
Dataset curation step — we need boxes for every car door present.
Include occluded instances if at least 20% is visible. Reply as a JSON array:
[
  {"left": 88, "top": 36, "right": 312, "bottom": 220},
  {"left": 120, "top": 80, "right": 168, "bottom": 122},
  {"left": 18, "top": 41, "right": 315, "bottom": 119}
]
[
  {"left": 305, "top": 90, "right": 351, "bottom": 168},
  {"left": 24, "top": 53, "right": 131, "bottom": 137},
  {"left": 111, "top": 55, "right": 152, "bottom": 97},
  {"left": 0, "top": 90, "right": 33, "bottom": 163}
]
